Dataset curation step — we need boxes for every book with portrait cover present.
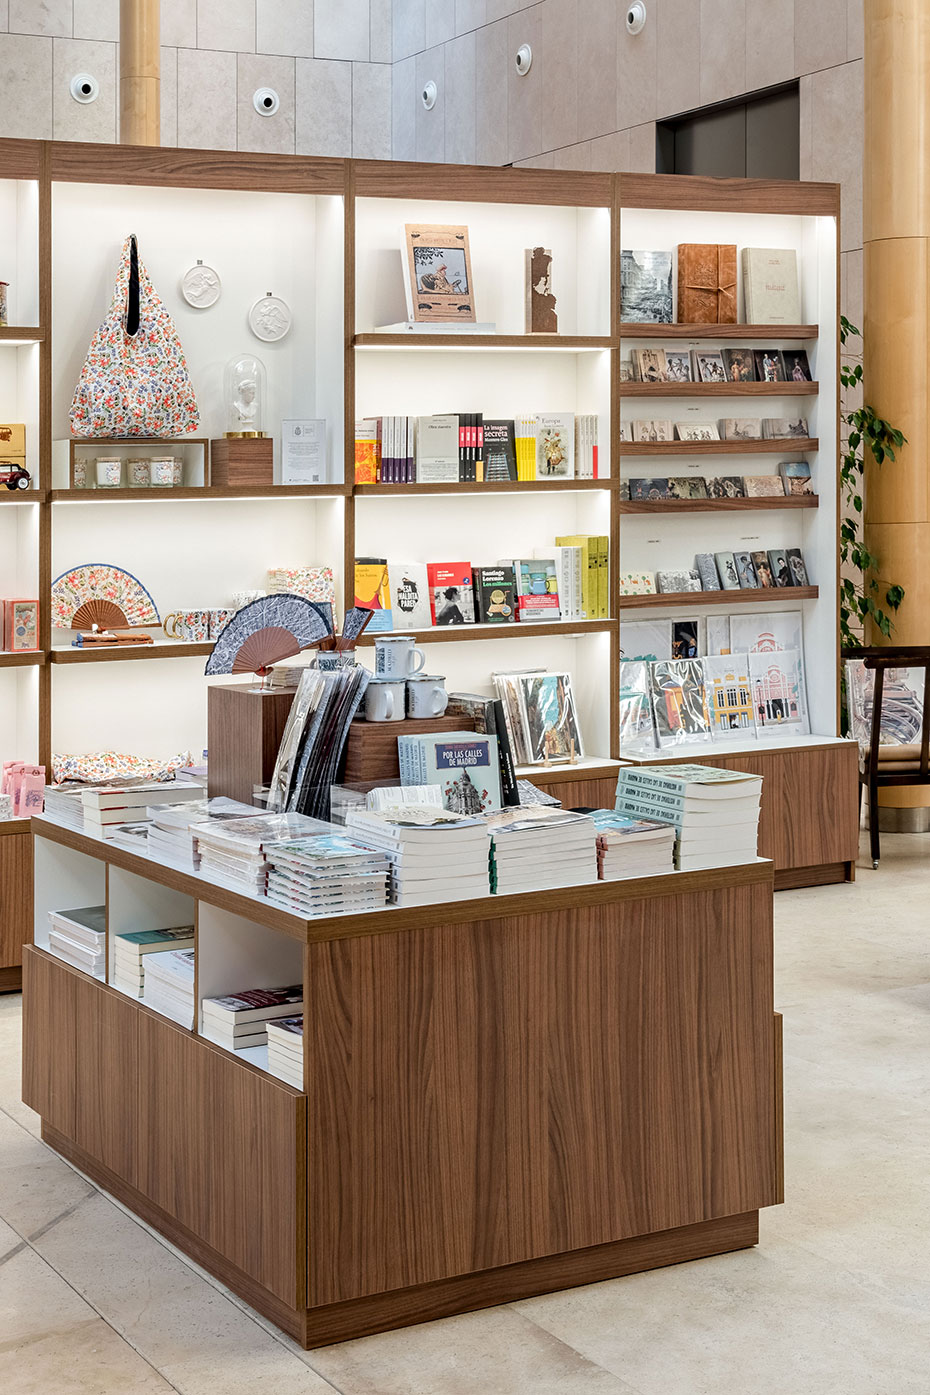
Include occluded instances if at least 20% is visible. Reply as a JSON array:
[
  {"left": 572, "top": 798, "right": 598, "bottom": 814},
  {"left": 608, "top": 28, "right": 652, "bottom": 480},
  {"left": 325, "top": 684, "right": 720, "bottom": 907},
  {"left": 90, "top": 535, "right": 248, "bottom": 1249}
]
[{"left": 427, "top": 562, "right": 475, "bottom": 624}]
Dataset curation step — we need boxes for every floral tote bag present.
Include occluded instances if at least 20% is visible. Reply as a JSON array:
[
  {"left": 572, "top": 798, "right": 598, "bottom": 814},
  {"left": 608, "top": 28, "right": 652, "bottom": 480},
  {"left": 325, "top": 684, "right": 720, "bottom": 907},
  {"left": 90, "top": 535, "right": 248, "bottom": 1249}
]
[{"left": 70, "top": 234, "right": 199, "bottom": 437}]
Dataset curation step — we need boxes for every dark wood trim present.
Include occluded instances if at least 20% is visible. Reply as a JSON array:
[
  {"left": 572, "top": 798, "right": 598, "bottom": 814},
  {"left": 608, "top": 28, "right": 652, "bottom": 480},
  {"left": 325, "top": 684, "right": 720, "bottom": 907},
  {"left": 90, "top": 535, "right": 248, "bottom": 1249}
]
[
  {"left": 354, "top": 333, "right": 613, "bottom": 351},
  {"left": 50, "top": 485, "right": 348, "bottom": 501},
  {"left": 773, "top": 861, "right": 850, "bottom": 891},
  {"left": 353, "top": 159, "right": 612, "bottom": 207},
  {"left": 619, "top": 586, "right": 819, "bottom": 609},
  {"left": 773, "top": 1013, "right": 784, "bottom": 1205},
  {"left": 620, "top": 438, "right": 818, "bottom": 457},
  {"left": 618, "top": 171, "right": 840, "bottom": 217},
  {"left": 48, "top": 141, "right": 345, "bottom": 195},
  {"left": 0, "top": 326, "right": 44, "bottom": 342},
  {"left": 0, "top": 651, "right": 44, "bottom": 668},
  {"left": 620, "top": 324, "right": 818, "bottom": 341},
  {"left": 0, "top": 137, "right": 43, "bottom": 179},
  {"left": 32, "top": 816, "right": 774, "bottom": 944},
  {"left": 354, "top": 618, "right": 618, "bottom": 642},
  {"left": 0, "top": 966, "right": 22, "bottom": 993},
  {"left": 354, "top": 479, "right": 610, "bottom": 495},
  {"left": 0, "top": 819, "right": 30, "bottom": 837},
  {"left": 49, "top": 641, "right": 214, "bottom": 663},
  {"left": 619, "top": 496, "right": 818, "bottom": 514},
  {"left": 514, "top": 760, "right": 620, "bottom": 785},
  {"left": 620, "top": 381, "right": 818, "bottom": 398},
  {"left": 41, "top": 1123, "right": 309, "bottom": 1344}
]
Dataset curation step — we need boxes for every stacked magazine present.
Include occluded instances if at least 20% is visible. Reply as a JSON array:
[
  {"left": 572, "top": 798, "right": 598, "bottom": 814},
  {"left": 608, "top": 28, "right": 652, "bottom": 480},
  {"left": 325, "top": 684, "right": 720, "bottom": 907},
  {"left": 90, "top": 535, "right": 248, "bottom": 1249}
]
[
  {"left": 264, "top": 835, "right": 391, "bottom": 917},
  {"left": 268, "top": 666, "right": 371, "bottom": 820},
  {"left": 345, "top": 804, "right": 490, "bottom": 907},
  {"left": 614, "top": 765, "right": 762, "bottom": 872},
  {"left": 147, "top": 797, "right": 259, "bottom": 872},
  {"left": 142, "top": 947, "right": 195, "bottom": 1027},
  {"left": 266, "top": 1016, "right": 304, "bottom": 1089},
  {"left": 484, "top": 806, "right": 598, "bottom": 894},
  {"left": 588, "top": 810, "right": 676, "bottom": 879},
  {"left": 112, "top": 924, "right": 195, "bottom": 997},
  {"left": 42, "top": 785, "right": 86, "bottom": 830},
  {"left": 193, "top": 812, "right": 332, "bottom": 892},
  {"left": 201, "top": 984, "right": 304, "bottom": 1050},
  {"left": 46, "top": 905, "right": 106, "bottom": 979}
]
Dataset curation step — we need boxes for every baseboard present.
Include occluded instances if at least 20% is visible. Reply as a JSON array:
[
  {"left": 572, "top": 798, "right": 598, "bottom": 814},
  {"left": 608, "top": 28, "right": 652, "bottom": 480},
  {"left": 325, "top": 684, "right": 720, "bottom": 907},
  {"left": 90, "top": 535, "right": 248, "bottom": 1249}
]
[
  {"left": 0, "top": 966, "right": 22, "bottom": 993},
  {"left": 774, "top": 861, "right": 849, "bottom": 891}
]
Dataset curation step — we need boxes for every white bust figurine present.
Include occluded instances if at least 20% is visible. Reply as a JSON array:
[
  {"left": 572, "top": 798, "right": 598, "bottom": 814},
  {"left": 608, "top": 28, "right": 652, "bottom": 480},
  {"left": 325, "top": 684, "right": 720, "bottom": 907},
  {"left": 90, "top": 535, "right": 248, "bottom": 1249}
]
[{"left": 232, "top": 376, "right": 258, "bottom": 429}]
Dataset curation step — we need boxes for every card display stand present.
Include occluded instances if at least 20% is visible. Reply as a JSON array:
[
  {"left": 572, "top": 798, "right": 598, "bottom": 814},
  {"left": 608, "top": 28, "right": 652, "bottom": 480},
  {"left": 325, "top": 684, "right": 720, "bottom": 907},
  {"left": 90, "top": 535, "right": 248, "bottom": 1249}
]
[{"left": 23, "top": 816, "right": 782, "bottom": 1346}]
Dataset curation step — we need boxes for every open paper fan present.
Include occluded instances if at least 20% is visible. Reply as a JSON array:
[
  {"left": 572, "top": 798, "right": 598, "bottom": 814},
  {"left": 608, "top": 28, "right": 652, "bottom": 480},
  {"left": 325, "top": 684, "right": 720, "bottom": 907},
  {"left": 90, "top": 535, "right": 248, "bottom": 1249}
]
[
  {"left": 52, "top": 563, "right": 160, "bottom": 629},
  {"left": 205, "top": 594, "right": 333, "bottom": 677},
  {"left": 72, "top": 599, "right": 131, "bottom": 630}
]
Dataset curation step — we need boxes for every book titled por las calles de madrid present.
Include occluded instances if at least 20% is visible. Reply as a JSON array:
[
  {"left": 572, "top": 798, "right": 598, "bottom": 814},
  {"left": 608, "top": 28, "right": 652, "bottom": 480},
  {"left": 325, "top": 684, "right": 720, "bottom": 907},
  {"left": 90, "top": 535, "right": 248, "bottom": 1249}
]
[{"left": 398, "top": 731, "right": 502, "bottom": 812}]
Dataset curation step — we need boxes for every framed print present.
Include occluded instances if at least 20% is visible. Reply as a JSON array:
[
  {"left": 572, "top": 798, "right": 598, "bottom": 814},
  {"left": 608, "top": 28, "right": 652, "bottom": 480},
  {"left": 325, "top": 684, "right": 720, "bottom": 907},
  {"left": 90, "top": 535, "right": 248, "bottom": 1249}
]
[{"left": 404, "top": 224, "right": 476, "bottom": 323}]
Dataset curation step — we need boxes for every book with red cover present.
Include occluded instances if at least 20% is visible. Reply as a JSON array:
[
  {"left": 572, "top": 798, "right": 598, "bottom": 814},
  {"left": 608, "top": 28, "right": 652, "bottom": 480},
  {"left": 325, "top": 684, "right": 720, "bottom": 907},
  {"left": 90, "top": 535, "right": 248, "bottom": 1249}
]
[{"left": 427, "top": 562, "right": 476, "bottom": 625}]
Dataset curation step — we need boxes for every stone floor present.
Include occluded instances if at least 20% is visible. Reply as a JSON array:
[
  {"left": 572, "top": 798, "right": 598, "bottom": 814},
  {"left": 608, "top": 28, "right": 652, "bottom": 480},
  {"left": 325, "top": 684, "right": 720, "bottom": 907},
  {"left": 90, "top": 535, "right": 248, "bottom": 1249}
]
[{"left": 1, "top": 832, "right": 928, "bottom": 1394}]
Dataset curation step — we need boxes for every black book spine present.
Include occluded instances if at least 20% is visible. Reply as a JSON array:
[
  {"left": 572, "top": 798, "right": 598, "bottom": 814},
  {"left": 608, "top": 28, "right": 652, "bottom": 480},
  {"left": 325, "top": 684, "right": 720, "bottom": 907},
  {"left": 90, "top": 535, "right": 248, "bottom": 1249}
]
[{"left": 491, "top": 698, "right": 520, "bottom": 806}]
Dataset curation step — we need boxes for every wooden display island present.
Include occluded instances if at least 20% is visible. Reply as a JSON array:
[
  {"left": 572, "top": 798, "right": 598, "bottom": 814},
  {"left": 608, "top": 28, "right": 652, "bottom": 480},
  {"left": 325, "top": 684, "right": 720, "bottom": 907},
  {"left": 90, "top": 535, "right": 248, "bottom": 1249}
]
[{"left": 23, "top": 815, "right": 783, "bottom": 1347}]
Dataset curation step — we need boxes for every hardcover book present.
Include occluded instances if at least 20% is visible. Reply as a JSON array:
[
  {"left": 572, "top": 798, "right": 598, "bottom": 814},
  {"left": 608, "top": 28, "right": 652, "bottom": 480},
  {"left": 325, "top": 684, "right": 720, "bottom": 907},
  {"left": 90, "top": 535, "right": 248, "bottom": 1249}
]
[
  {"left": 786, "top": 548, "right": 810, "bottom": 586},
  {"left": 668, "top": 477, "right": 709, "bottom": 499},
  {"left": 620, "top": 249, "right": 673, "bottom": 323},
  {"left": 750, "top": 551, "right": 775, "bottom": 587},
  {"left": 722, "top": 348, "right": 755, "bottom": 383},
  {"left": 694, "top": 553, "right": 722, "bottom": 590},
  {"left": 397, "top": 731, "right": 502, "bottom": 812},
  {"left": 767, "top": 549, "right": 793, "bottom": 587},
  {"left": 535, "top": 413, "right": 574, "bottom": 478},
  {"left": 676, "top": 243, "right": 737, "bottom": 323},
  {"left": 744, "top": 475, "right": 787, "bottom": 497},
  {"left": 779, "top": 461, "right": 814, "bottom": 495},
  {"left": 473, "top": 565, "right": 516, "bottom": 623},
  {"left": 427, "top": 562, "right": 475, "bottom": 624},
  {"left": 734, "top": 551, "right": 760, "bottom": 589},
  {"left": 512, "top": 558, "right": 561, "bottom": 621},
  {"left": 404, "top": 224, "right": 476, "bottom": 323},
  {"left": 415, "top": 414, "right": 460, "bottom": 482},
  {"left": 630, "top": 477, "right": 671, "bottom": 500},
  {"left": 482, "top": 419, "right": 518, "bottom": 481},
  {"left": 632, "top": 348, "right": 667, "bottom": 382},
  {"left": 702, "top": 654, "right": 756, "bottom": 738},
  {"left": 354, "top": 557, "right": 392, "bottom": 632},
  {"left": 742, "top": 247, "right": 801, "bottom": 324},
  {"left": 715, "top": 552, "right": 741, "bottom": 589},
  {"left": 387, "top": 561, "right": 432, "bottom": 629},
  {"left": 783, "top": 349, "right": 812, "bottom": 382},
  {"left": 753, "top": 349, "right": 785, "bottom": 383},
  {"left": 707, "top": 476, "right": 746, "bottom": 498}
]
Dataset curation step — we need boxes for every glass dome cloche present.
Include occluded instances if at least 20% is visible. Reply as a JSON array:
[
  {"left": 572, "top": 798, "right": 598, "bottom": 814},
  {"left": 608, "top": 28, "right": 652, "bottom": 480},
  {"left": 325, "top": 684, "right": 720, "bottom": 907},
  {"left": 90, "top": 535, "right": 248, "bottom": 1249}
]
[{"left": 224, "top": 352, "right": 267, "bottom": 438}]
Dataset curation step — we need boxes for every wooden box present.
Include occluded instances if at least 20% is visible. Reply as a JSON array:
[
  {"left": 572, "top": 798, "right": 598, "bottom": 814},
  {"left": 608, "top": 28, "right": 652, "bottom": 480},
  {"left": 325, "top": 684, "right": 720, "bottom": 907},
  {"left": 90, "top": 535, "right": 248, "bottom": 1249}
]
[
  {"left": 343, "top": 714, "right": 476, "bottom": 784},
  {"left": 210, "top": 437, "right": 274, "bottom": 487},
  {"left": 207, "top": 684, "right": 295, "bottom": 805},
  {"left": 0, "top": 423, "right": 26, "bottom": 456}
]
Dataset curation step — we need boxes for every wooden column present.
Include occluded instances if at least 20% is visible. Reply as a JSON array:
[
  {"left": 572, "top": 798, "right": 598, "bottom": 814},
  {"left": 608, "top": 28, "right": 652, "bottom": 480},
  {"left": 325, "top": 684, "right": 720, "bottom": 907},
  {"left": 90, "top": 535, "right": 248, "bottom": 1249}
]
[
  {"left": 863, "top": 0, "right": 930, "bottom": 810},
  {"left": 120, "top": 0, "right": 160, "bottom": 146}
]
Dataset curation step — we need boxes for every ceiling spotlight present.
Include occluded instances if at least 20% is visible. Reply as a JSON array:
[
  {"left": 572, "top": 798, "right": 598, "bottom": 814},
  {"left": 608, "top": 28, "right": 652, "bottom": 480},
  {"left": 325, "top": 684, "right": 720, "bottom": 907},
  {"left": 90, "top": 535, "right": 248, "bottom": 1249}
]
[
  {"left": 253, "top": 87, "right": 280, "bottom": 116},
  {"left": 70, "top": 73, "right": 99, "bottom": 104},
  {"left": 422, "top": 80, "right": 438, "bottom": 110},
  {"left": 626, "top": 2, "right": 647, "bottom": 34},
  {"left": 515, "top": 44, "right": 533, "bottom": 75}
]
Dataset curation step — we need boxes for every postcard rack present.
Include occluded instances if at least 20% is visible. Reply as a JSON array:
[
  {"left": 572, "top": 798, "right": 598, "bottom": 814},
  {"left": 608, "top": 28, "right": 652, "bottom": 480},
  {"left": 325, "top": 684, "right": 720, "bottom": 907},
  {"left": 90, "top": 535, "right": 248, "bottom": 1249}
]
[{"left": 0, "top": 143, "right": 858, "bottom": 993}]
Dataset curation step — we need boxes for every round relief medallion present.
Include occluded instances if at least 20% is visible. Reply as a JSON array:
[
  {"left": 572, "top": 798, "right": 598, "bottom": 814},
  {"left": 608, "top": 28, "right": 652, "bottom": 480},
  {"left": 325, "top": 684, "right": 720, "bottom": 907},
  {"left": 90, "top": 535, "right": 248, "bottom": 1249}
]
[
  {"left": 249, "top": 294, "right": 292, "bottom": 342},
  {"left": 180, "top": 262, "right": 221, "bottom": 308}
]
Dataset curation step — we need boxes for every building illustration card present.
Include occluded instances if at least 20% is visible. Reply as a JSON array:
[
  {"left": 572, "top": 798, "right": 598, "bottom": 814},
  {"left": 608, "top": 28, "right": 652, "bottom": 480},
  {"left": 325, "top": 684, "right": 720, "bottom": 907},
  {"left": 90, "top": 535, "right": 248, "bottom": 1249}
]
[
  {"left": 404, "top": 224, "right": 476, "bottom": 323},
  {"left": 702, "top": 654, "right": 756, "bottom": 739}
]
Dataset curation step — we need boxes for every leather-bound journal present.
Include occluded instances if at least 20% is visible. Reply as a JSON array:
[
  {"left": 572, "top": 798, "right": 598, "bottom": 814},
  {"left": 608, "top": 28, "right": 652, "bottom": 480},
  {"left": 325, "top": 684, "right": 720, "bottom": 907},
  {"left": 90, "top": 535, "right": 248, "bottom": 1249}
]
[{"left": 677, "top": 243, "right": 737, "bottom": 323}]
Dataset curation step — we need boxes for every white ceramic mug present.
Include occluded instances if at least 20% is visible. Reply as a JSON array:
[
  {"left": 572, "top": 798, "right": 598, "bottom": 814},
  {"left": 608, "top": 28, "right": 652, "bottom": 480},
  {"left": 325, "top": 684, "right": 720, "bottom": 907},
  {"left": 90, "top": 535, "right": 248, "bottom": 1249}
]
[
  {"left": 374, "top": 635, "right": 426, "bottom": 678},
  {"left": 406, "top": 674, "right": 448, "bottom": 718},
  {"left": 364, "top": 676, "right": 406, "bottom": 722}
]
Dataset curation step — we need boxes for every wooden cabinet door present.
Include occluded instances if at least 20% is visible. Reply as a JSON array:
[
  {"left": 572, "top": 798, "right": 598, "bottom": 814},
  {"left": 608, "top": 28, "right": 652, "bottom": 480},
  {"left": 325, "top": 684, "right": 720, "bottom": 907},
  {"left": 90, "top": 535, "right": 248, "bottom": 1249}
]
[{"left": 0, "top": 831, "right": 32, "bottom": 972}]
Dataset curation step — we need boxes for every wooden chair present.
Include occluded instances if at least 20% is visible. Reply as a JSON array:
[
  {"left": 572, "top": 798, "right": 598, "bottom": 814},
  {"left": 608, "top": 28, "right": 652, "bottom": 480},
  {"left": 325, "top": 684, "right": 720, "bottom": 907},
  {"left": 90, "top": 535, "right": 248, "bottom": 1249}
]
[{"left": 842, "top": 646, "right": 930, "bottom": 867}]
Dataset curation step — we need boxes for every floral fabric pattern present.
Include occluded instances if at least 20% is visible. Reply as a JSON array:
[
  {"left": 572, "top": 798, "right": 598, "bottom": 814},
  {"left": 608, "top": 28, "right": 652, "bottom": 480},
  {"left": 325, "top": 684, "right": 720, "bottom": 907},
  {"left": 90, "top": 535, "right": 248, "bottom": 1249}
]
[
  {"left": 51, "top": 563, "right": 160, "bottom": 629},
  {"left": 52, "top": 750, "right": 194, "bottom": 785},
  {"left": 70, "top": 234, "right": 200, "bottom": 439}
]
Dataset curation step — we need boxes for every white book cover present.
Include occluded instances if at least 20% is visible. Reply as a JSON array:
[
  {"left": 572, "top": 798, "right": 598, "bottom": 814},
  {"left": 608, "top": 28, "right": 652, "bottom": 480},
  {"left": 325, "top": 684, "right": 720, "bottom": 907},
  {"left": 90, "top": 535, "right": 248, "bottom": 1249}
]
[
  {"left": 387, "top": 561, "right": 432, "bottom": 629},
  {"left": 539, "top": 546, "right": 581, "bottom": 620},
  {"left": 535, "top": 413, "right": 574, "bottom": 479},
  {"left": 415, "top": 414, "right": 459, "bottom": 482},
  {"left": 749, "top": 648, "right": 810, "bottom": 737},
  {"left": 742, "top": 247, "right": 801, "bottom": 324},
  {"left": 702, "top": 654, "right": 758, "bottom": 740}
]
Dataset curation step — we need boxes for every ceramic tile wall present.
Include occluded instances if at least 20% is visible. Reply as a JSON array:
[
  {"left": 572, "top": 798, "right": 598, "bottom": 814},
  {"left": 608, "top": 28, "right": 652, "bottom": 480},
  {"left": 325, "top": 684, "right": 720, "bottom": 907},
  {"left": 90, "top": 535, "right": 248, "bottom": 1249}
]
[
  {"left": 392, "top": 0, "right": 865, "bottom": 316},
  {"left": 0, "top": 0, "right": 393, "bottom": 158}
]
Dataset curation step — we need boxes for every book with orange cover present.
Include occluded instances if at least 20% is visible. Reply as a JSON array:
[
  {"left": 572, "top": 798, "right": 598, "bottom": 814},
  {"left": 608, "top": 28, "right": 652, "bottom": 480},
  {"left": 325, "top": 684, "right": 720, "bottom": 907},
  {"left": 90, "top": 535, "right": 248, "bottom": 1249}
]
[{"left": 677, "top": 244, "right": 737, "bottom": 323}]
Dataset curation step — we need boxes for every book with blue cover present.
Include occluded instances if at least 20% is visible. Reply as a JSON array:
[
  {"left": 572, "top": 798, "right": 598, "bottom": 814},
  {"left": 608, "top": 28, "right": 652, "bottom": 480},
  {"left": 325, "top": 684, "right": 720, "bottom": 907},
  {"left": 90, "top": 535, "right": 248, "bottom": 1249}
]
[{"left": 397, "top": 730, "right": 502, "bottom": 813}]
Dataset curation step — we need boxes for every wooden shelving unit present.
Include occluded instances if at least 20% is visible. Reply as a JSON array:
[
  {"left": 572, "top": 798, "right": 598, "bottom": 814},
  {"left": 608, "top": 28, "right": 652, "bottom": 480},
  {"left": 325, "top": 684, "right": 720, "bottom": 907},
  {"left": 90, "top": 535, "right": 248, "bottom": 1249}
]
[
  {"left": 354, "top": 479, "right": 610, "bottom": 495},
  {"left": 0, "top": 651, "right": 44, "bottom": 668},
  {"left": 353, "top": 332, "right": 612, "bottom": 351},
  {"left": 620, "top": 437, "right": 818, "bottom": 456},
  {"left": 50, "top": 485, "right": 350, "bottom": 502},
  {"left": 49, "top": 641, "right": 214, "bottom": 664},
  {"left": 619, "top": 495, "right": 818, "bottom": 513},
  {"left": 355, "top": 618, "right": 618, "bottom": 644},
  {"left": 620, "top": 323, "right": 819, "bottom": 340},
  {"left": 619, "top": 381, "right": 818, "bottom": 398},
  {"left": 618, "top": 586, "right": 819, "bottom": 609}
]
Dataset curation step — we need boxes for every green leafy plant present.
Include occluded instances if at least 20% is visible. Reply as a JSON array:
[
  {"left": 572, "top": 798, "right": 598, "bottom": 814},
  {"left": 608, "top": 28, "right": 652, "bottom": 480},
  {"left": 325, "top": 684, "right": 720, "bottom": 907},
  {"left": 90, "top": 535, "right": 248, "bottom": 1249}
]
[{"left": 839, "top": 315, "right": 906, "bottom": 648}]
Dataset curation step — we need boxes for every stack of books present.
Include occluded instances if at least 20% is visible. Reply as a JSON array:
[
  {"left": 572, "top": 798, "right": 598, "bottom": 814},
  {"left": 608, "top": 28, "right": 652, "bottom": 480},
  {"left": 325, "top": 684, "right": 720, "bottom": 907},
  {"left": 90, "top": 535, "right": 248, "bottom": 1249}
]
[
  {"left": 81, "top": 781, "right": 204, "bottom": 837},
  {"left": 614, "top": 764, "right": 763, "bottom": 871},
  {"left": 484, "top": 807, "right": 598, "bottom": 894},
  {"left": 42, "top": 785, "right": 85, "bottom": 830},
  {"left": 142, "top": 947, "right": 195, "bottom": 1027},
  {"left": 193, "top": 812, "right": 329, "bottom": 892},
  {"left": 345, "top": 804, "right": 490, "bottom": 907},
  {"left": 112, "top": 925, "right": 196, "bottom": 997},
  {"left": 47, "top": 905, "right": 106, "bottom": 978},
  {"left": 146, "top": 797, "right": 258, "bottom": 872},
  {"left": 588, "top": 809, "right": 676, "bottom": 879},
  {"left": 201, "top": 984, "right": 304, "bottom": 1050},
  {"left": 266, "top": 1016, "right": 304, "bottom": 1088},
  {"left": 264, "top": 835, "right": 390, "bottom": 917}
]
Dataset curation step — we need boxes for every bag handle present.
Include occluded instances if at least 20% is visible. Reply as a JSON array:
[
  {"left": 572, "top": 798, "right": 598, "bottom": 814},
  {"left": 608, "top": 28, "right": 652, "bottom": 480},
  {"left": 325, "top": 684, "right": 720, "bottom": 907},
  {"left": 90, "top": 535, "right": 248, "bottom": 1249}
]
[{"left": 126, "top": 234, "right": 140, "bottom": 338}]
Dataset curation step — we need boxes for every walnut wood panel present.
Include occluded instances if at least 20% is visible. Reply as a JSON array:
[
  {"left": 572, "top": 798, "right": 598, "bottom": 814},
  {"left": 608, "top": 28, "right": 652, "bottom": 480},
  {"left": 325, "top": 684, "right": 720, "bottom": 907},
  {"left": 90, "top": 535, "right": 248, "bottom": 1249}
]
[
  {"left": 22, "top": 949, "right": 140, "bottom": 1181},
  {"left": 207, "top": 684, "right": 295, "bottom": 805},
  {"left": 773, "top": 861, "right": 852, "bottom": 890},
  {"left": 354, "top": 334, "right": 613, "bottom": 351},
  {"left": 773, "top": 1014, "right": 784, "bottom": 1205},
  {"left": 353, "top": 159, "right": 612, "bottom": 208},
  {"left": 619, "top": 323, "right": 819, "bottom": 341},
  {"left": 306, "top": 876, "right": 777, "bottom": 1304},
  {"left": 23, "top": 948, "right": 306, "bottom": 1309},
  {"left": 0, "top": 831, "right": 32, "bottom": 971},
  {"left": 618, "top": 587, "right": 819, "bottom": 608},
  {"left": 0, "top": 326, "right": 44, "bottom": 342},
  {"left": 49, "top": 641, "right": 213, "bottom": 663},
  {"left": 0, "top": 651, "right": 44, "bottom": 668},
  {"left": 343, "top": 713, "right": 476, "bottom": 783},
  {"left": 0, "top": 138, "right": 43, "bottom": 178},
  {"left": 620, "top": 438, "right": 818, "bottom": 456},
  {"left": 300, "top": 1211, "right": 759, "bottom": 1347},
  {"left": 528, "top": 774, "right": 619, "bottom": 808},
  {"left": 50, "top": 486, "right": 348, "bottom": 501},
  {"left": 620, "top": 496, "right": 818, "bottom": 513},
  {"left": 48, "top": 140, "right": 345, "bottom": 194},
  {"left": 619, "top": 382, "right": 819, "bottom": 397},
  {"left": 355, "top": 619, "right": 618, "bottom": 643},
  {"left": 618, "top": 172, "right": 839, "bottom": 217},
  {"left": 354, "top": 479, "right": 610, "bottom": 494},
  {"left": 0, "top": 966, "right": 22, "bottom": 992}
]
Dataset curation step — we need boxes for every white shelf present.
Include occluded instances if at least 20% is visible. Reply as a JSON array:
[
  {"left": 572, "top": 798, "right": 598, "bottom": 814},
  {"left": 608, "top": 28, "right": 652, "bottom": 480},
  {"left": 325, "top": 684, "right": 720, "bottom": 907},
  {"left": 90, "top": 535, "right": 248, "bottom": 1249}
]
[{"left": 620, "top": 733, "right": 850, "bottom": 763}]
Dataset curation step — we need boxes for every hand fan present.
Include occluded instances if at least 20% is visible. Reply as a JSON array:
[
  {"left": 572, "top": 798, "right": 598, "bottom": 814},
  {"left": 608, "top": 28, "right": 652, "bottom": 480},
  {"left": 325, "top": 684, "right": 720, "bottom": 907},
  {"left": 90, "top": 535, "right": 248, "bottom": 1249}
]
[
  {"left": 205, "top": 594, "right": 333, "bottom": 677},
  {"left": 52, "top": 563, "right": 160, "bottom": 629}
]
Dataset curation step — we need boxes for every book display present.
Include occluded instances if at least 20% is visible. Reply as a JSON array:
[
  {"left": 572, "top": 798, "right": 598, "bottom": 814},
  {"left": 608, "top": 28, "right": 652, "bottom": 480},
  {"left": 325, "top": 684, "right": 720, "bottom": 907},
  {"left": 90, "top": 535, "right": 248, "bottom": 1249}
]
[{"left": 12, "top": 144, "right": 838, "bottom": 1356}]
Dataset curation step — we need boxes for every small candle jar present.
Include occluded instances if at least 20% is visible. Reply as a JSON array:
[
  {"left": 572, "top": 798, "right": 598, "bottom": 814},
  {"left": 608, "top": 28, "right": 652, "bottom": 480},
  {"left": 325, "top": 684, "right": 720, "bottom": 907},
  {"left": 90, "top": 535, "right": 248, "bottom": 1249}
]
[
  {"left": 150, "top": 457, "right": 177, "bottom": 487},
  {"left": 127, "top": 457, "right": 151, "bottom": 487},
  {"left": 95, "top": 456, "right": 122, "bottom": 488},
  {"left": 72, "top": 458, "right": 88, "bottom": 488}
]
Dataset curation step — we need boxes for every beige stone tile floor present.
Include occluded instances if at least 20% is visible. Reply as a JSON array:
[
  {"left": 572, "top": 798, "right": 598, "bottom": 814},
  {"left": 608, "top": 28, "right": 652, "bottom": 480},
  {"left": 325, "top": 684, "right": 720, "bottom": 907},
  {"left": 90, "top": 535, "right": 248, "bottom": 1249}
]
[{"left": 0, "top": 831, "right": 928, "bottom": 1393}]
